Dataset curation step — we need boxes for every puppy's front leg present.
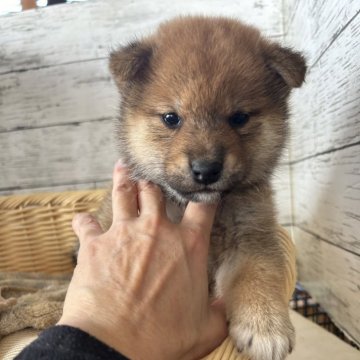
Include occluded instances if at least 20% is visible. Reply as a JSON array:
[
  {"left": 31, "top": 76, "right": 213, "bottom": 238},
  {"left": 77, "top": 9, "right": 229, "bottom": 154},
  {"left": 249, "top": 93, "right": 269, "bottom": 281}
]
[{"left": 216, "top": 247, "right": 294, "bottom": 360}]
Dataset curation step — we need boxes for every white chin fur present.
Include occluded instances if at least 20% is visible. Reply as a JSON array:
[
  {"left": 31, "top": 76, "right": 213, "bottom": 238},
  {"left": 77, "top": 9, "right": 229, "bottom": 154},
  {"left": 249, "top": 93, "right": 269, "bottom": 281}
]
[
  {"left": 189, "top": 191, "right": 221, "bottom": 203},
  {"left": 163, "top": 184, "right": 221, "bottom": 204}
]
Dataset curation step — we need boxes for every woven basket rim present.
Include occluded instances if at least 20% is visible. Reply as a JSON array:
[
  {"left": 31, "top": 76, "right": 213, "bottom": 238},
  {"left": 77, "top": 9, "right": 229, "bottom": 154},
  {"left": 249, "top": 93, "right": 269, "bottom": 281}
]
[{"left": 0, "top": 189, "right": 107, "bottom": 210}]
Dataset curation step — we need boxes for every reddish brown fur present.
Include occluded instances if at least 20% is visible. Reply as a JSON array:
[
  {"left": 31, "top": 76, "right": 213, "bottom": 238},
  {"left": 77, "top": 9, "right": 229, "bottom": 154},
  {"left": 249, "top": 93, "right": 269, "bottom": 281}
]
[{"left": 98, "top": 16, "right": 307, "bottom": 360}]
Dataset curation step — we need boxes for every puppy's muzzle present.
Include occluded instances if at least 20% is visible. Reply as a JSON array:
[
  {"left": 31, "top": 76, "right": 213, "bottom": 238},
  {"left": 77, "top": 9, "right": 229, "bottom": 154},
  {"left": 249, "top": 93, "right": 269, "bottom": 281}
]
[{"left": 191, "top": 160, "right": 223, "bottom": 185}]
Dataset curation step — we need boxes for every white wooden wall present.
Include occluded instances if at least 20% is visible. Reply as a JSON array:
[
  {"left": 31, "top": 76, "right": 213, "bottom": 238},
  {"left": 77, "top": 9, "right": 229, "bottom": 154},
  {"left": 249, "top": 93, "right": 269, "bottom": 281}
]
[
  {"left": 285, "top": 0, "right": 360, "bottom": 345},
  {"left": 0, "top": 0, "right": 359, "bottom": 345}
]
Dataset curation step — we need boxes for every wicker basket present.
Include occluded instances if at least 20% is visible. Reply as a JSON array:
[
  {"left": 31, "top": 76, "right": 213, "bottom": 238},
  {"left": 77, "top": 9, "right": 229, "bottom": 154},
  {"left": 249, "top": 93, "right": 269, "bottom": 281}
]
[
  {"left": 0, "top": 190, "right": 106, "bottom": 274},
  {"left": 0, "top": 189, "right": 296, "bottom": 360}
]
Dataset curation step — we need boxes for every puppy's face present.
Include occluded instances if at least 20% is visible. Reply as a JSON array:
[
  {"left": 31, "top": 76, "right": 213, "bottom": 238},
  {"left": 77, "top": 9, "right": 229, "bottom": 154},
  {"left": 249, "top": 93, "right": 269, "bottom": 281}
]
[{"left": 110, "top": 17, "right": 306, "bottom": 203}]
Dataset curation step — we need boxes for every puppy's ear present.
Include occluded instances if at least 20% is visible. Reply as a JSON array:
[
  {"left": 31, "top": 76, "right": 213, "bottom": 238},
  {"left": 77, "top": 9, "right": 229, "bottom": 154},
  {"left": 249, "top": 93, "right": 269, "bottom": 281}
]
[
  {"left": 263, "top": 42, "right": 307, "bottom": 88},
  {"left": 109, "top": 41, "right": 153, "bottom": 88}
]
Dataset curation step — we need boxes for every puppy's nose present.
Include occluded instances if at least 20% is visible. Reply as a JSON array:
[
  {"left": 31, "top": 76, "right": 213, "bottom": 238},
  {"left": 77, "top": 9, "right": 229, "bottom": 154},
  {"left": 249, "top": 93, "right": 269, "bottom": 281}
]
[{"left": 191, "top": 160, "right": 223, "bottom": 185}]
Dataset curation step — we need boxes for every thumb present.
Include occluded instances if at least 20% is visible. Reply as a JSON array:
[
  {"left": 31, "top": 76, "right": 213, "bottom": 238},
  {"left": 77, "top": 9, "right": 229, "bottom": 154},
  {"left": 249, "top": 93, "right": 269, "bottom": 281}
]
[{"left": 72, "top": 213, "right": 103, "bottom": 243}]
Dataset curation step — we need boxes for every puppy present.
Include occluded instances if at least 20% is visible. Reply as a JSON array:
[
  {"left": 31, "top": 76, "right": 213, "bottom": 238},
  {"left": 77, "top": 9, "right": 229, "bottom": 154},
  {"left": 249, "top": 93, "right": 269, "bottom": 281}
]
[{"left": 97, "top": 16, "right": 306, "bottom": 360}]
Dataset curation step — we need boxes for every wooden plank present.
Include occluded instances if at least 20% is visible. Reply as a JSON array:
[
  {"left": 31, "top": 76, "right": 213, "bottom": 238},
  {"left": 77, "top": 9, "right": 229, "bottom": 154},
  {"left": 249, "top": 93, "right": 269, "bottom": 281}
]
[
  {"left": 282, "top": 0, "right": 298, "bottom": 34},
  {"left": 0, "top": 59, "right": 117, "bottom": 131},
  {"left": 0, "top": 120, "right": 117, "bottom": 191},
  {"left": 293, "top": 226, "right": 360, "bottom": 345},
  {"left": 286, "top": 0, "right": 360, "bottom": 67},
  {"left": 0, "top": 0, "right": 283, "bottom": 74},
  {"left": 289, "top": 14, "right": 360, "bottom": 162},
  {"left": 291, "top": 145, "right": 360, "bottom": 255}
]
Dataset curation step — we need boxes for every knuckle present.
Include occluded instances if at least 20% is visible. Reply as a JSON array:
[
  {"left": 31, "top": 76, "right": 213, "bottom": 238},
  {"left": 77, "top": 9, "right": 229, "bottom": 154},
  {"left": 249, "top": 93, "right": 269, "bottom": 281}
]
[
  {"left": 185, "top": 227, "right": 205, "bottom": 252},
  {"left": 84, "top": 218, "right": 100, "bottom": 233},
  {"left": 140, "top": 180, "right": 163, "bottom": 197},
  {"left": 142, "top": 213, "right": 163, "bottom": 234},
  {"left": 73, "top": 214, "right": 101, "bottom": 241},
  {"left": 188, "top": 226, "right": 202, "bottom": 240},
  {"left": 73, "top": 213, "right": 91, "bottom": 229},
  {"left": 140, "top": 181, "right": 160, "bottom": 196},
  {"left": 111, "top": 219, "right": 128, "bottom": 235},
  {"left": 84, "top": 236, "right": 100, "bottom": 256},
  {"left": 113, "top": 180, "right": 134, "bottom": 195}
]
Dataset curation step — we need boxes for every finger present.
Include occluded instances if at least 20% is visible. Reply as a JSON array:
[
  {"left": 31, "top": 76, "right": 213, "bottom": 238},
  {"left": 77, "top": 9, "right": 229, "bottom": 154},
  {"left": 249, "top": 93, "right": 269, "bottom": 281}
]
[
  {"left": 182, "top": 201, "right": 218, "bottom": 238},
  {"left": 137, "top": 180, "right": 166, "bottom": 217},
  {"left": 112, "top": 160, "right": 138, "bottom": 220},
  {"left": 72, "top": 213, "right": 102, "bottom": 242}
]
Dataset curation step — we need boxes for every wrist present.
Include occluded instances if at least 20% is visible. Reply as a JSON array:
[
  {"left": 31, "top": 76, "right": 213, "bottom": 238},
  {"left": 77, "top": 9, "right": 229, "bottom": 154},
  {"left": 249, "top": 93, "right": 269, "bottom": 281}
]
[
  {"left": 58, "top": 314, "right": 133, "bottom": 358},
  {"left": 58, "top": 315, "right": 191, "bottom": 360}
]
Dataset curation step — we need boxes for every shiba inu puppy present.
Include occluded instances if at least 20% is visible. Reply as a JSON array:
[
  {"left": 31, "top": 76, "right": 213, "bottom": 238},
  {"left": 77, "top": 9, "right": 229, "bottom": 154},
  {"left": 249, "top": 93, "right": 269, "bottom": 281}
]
[{"left": 98, "top": 16, "right": 306, "bottom": 360}]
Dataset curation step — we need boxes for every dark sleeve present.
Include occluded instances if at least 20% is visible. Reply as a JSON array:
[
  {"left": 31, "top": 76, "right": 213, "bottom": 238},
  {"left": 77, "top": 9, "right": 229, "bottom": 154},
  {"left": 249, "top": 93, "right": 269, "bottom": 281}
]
[{"left": 15, "top": 325, "right": 129, "bottom": 360}]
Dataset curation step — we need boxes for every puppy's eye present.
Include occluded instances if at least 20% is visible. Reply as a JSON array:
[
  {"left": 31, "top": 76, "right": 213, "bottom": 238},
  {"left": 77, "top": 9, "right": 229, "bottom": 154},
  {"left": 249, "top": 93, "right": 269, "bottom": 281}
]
[
  {"left": 162, "top": 112, "right": 182, "bottom": 129},
  {"left": 228, "top": 112, "right": 250, "bottom": 128}
]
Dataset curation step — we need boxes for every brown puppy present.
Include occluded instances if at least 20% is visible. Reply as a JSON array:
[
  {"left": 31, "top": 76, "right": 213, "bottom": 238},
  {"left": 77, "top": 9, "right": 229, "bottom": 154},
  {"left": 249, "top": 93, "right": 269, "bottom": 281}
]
[{"left": 98, "top": 16, "right": 306, "bottom": 360}]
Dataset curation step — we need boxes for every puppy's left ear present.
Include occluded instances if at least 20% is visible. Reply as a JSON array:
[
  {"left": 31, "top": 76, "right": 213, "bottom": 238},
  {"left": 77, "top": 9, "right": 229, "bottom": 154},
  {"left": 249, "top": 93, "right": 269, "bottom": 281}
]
[{"left": 263, "top": 42, "right": 307, "bottom": 88}]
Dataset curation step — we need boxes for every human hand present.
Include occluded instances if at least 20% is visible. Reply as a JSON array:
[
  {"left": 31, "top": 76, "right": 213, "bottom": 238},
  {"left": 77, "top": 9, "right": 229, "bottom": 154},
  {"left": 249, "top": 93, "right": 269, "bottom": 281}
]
[{"left": 58, "top": 161, "right": 227, "bottom": 360}]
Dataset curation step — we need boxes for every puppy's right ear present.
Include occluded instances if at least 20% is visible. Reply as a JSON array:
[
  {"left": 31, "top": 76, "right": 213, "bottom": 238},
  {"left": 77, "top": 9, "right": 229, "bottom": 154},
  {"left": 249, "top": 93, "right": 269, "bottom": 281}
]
[{"left": 109, "top": 41, "right": 153, "bottom": 88}]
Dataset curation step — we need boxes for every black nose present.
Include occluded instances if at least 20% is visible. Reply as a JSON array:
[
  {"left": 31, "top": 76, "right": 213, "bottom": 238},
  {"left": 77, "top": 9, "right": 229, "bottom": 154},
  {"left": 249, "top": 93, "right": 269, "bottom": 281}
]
[{"left": 191, "top": 160, "right": 223, "bottom": 185}]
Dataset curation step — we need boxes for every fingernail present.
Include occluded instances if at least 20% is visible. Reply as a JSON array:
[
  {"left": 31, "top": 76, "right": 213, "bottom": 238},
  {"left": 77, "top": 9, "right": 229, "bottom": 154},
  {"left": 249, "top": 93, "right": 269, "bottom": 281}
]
[{"left": 115, "top": 159, "right": 127, "bottom": 170}]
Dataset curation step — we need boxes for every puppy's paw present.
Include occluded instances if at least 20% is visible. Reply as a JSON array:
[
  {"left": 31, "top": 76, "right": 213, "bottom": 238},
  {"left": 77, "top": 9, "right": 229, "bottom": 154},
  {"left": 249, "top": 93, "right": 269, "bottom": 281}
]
[{"left": 229, "top": 307, "right": 294, "bottom": 360}]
